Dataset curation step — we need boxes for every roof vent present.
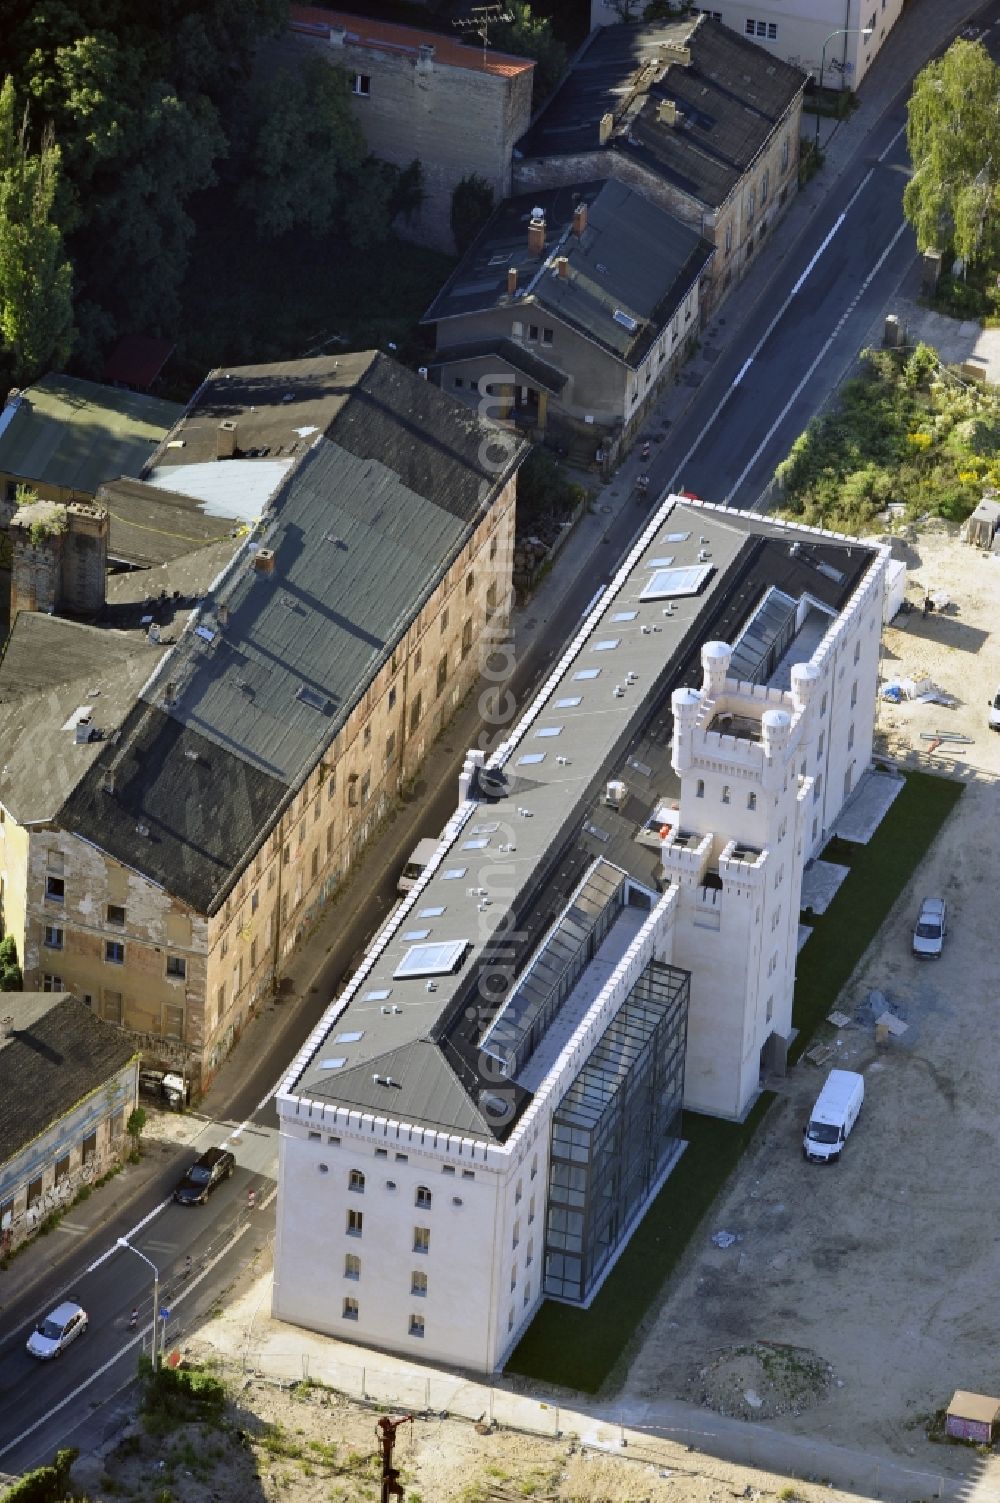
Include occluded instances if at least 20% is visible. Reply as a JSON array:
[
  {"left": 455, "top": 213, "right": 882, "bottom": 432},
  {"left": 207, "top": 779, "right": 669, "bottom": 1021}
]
[
  {"left": 136, "top": 823, "right": 150, "bottom": 838},
  {"left": 163, "top": 680, "right": 177, "bottom": 705},
  {"left": 657, "top": 99, "right": 681, "bottom": 127},
  {"left": 599, "top": 110, "right": 614, "bottom": 145},
  {"left": 102, "top": 770, "right": 116, "bottom": 795},
  {"left": 146, "top": 623, "right": 161, "bottom": 647},
  {"left": 74, "top": 721, "right": 93, "bottom": 745},
  {"left": 254, "top": 548, "right": 276, "bottom": 574},
  {"left": 474, "top": 765, "right": 508, "bottom": 801},
  {"left": 605, "top": 779, "right": 627, "bottom": 808},
  {"left": 662, "top": 42, "right": 691, "bottom": 67}
]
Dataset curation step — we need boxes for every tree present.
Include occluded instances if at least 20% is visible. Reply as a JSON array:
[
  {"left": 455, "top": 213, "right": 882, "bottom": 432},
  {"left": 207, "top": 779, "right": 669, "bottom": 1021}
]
[
  {"left": 493, "top": 3, "right": 568, "bottom": 107},
  {"left": 451, "top": 173, "right": 494, "bottom": 256},
  {"left": 239, "top": 58, "right": 367, "bottom": 238},
  {"left": 126, "top": 1106, "right": 147, "bottom": 1158},
  {"left": 903, "top": 39, "right": 1000, "bottom": 267},
  {"left": 0, "top": 77, "right": 74, "bottom": 381},
  {"left": 0, "top": 934, "right": 22, "bottom": 991}
]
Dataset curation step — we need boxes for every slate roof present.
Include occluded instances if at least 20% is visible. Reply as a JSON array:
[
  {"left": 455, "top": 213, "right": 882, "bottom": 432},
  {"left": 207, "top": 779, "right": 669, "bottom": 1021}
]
[
  {"left": 287, "top": 499, "right": 881, "bottom": 1141},
  {"left": 98, "top": 477, "right": 242, "bottom": 567},
  {"left": 0, "top": 615, "right": 168, "bottom": 826},
  {"left": 59, "top": 353, "right": 528, "bottom": 912},
  {"left": 425, "top": 180, "right": 714, "bottom": 368},
  {"left": 517, "top": 16, "right": 806, "bottom": 210},
  {"left": 0, "top": 375, "right": 182, "bottom": 497},
  {"left": 426, "top": 339, "right": 569, "bottom": 395},
  {"left": 0, "top": 994, "right": 138, "bottom": 1166}
]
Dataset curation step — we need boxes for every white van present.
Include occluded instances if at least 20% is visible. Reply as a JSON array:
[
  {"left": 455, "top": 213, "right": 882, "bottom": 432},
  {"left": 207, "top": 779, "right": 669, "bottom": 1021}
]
[
  {"left": 397, "top": 837, "right": 440, "bottom": 896},
  {"left": 802, "top": 1069, "right": 864, "bottom": 1163},
  {"left": 989, "top": 686, "right": 1000, "bottom": 731}
]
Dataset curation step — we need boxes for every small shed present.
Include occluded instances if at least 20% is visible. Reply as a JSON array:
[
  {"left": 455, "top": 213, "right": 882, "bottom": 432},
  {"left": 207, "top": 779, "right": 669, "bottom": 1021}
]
[
  {"left": 965, "top": 496, "right": 1000, "bottom": 549},
  {"left": 945, "top": 1390, "right": 1000, "bottom": 1444}
]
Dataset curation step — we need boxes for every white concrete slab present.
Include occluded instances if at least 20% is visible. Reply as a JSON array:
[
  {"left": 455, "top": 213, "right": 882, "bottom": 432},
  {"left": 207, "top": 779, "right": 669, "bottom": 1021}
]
[
  {"left": 800, "top": 860, "right": 850, "bottom": 916},
  {"left": 834, "top": 768, "right": 905, "bottom": 845}
]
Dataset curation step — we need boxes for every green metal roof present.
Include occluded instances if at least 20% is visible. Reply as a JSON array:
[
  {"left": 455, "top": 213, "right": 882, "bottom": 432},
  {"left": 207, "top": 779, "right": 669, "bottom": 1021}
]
[{"left": 0, "top": 374, "right": 182, "bottom": 497}]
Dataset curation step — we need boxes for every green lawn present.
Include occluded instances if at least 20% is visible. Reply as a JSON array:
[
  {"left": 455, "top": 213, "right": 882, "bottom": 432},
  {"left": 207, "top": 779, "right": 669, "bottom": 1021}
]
[
  {"left": 506, "top": 768, "right": 963, "bottom": 1393},
  {"left": 169, "top": 194, "right": 455, "bottom": 399}
]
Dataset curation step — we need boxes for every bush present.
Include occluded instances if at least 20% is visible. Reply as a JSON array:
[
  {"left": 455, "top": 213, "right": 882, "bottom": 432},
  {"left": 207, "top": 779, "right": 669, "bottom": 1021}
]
[
  {"left": 450, "top": 174, "right": 494, "bottom": 256},
  {"left": 0, "top": 1447, "right": 78, "bottom": 1502},
  {"left": 138, "top": 1357, "right": 227, "bottom": 1432}
]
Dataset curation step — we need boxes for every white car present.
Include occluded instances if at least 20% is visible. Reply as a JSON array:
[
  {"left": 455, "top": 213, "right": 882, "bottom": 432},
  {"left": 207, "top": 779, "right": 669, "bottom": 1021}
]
[
  {"left": 26, "top": 1300, "right": 88, "bottom": 1359},
  {"left": 989, "top": 686, "right": 1000, "bottom": 731},
  {"left": 912, "top": 897, "right": 947, "bottom": 959}
]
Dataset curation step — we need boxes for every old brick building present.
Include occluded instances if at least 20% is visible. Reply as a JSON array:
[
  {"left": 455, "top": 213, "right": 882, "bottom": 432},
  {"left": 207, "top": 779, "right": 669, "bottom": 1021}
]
[
  {"left": 513, "top": 16, "right": 806, "bottom": 311},
  {"left": 270, "top": 7, "right": 536, "bottom": 251},
  {"left": 0, "top": 353, "right": 527, "bottom": 1091}
]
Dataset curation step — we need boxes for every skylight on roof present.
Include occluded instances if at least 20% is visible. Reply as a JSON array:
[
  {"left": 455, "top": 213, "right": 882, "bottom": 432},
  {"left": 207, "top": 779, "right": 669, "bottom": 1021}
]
[
  {"left": 441, "top": 867, "right": 467, "bottom": 880},
  {"left": 517, "top": 752, "right": 545, "bottom": 765},
  {"left": 462, "top": 837, "right": 490, "bottom": 850},
  {"left": 555, "top": 696, "right": 582, "bottom": 708},
  {"left": 403, "top": 928, "right": 430, "bottom": 941},
  {"left": 611, "top": 610, "right": 637, "bottom": 622},
  {"left": 640, "top": 563, "right": 714, "bottom": 601},
  {"left": 647, "top": 557, "right": 675, "bottom": 568},
  {"left": 573, "top": 668, "right": 601, "bottom": 681},
  {"left": 534, "top": 726, "right": 562, "bottom": 738},
  {"left": 362, "top": 989, "right": 390, "bottom": 1001},
  {"left": 664, "top": 532, "right": 691, "bottom": 542},
  {"left": 613, "top": 309, "right": 639, "bottom": 332},
  {"left": 336, "top": 1030, "right": 365, "bottom": 1043},
  {"left": 194, "top": 625, "right": 215, "bottom": 643},
  {"left": 320, "top": 1058, "right": 346, "bottom": 1070},
  {"left": 592, "top": 639, "right": 620, "bottom": 652},
  {"left": 393, "top": 940, "right": 469, "bottom": 980},
  {"left": 297, "top": 686, "right": 330, "bottom": 712},
  {"left": 418, "top": 905, "right": 445, "bottom": 918},
  {"left": 472, "top": 823, "right": 499, "bottom": 835}
]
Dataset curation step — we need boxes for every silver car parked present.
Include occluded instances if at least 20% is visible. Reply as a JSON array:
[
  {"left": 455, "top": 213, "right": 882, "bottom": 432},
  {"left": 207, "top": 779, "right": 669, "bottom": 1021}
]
[{"left": 912, "top": 897, "right": 947, "bottom": 959}]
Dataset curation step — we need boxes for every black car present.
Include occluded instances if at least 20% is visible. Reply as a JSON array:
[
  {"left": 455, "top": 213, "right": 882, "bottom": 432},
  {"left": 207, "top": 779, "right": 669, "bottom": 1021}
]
[{"left": 173, "top": 1147, "right": 235, "bottom": 1205}]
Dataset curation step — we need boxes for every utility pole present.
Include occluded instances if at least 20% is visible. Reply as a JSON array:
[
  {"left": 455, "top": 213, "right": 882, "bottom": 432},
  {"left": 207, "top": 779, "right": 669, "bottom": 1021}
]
[
  {"left": 376, "top": 1413, "right": 413, "bottom": 1502},
  {"left": 452, "top": 4, "right": 513, "bottom": 62}
]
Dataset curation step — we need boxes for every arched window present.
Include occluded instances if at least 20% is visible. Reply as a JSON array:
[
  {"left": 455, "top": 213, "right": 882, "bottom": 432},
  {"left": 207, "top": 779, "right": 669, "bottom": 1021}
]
[{"left": 415, "top": 1185, "right": 432, "bottom": 1209}]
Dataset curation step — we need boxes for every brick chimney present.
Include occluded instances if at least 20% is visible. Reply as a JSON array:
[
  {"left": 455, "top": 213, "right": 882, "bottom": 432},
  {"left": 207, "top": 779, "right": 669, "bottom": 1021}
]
[
  {"left": 254, "top": 548, "right": 276, "bottom": 574},
  {"left": 556, "top": 256, "right": 569, "bottom": 280},
  {"left": 507, "top": 267, "right": 518, "bottom": 296},
  {"left": 527, "top": 209, "right": 546, "bottom": 256},
  {"left": 572, "top": 202, "right": 588, "bottom": 237},
  {"left": 599, "top": 111, "right": 614, "bottom": 145},
  {"left": 658, "top": 99, "right": 680, "bottom": 127},
  {"left": 417, "top": 42, "right": 435, "bottom": 69},
  {"left": 217, "top": 419, "right": 238, "bottom": 459}
]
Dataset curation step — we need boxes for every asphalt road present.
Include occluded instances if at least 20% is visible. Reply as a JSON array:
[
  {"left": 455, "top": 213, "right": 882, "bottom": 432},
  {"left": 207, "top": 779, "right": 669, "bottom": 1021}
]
[{"left": 4, "top": 3, "right": 1000, "bottom": 1478}]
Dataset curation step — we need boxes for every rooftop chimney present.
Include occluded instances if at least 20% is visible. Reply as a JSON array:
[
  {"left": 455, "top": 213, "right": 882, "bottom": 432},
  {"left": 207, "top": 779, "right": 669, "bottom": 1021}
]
[
  {"left": 217, "top": 419, "right": 238, "bottom": 459},
  {"left": 163, "top": 680, "right": 177, "bottom": 706},
  {"left": 329, "top": 24, "right": 346, "bottom": 45},
  {"left": 572, "top": 202, "right": 588, "bottom": 237},
  {"left": 507, "top": 266, "right": 518, "bottom": 296},
  {"left": 663, "top": 42, "right": 691, "bottom": 67},
  {"left": 556, "top": 256, "right": 569, "bottom": 280},
  {"left": 417, "top": 42, "right": 434, "bottom": 68},
  {"left": 599, "top": 111, "right": 614, "bottom": 145},
  {"left": 527, "top": 209, "right": 546, "bottom": 256},
  {"left": 254, "top": 548, "right": 276, "bottom": 574},
  {"left": 657, "top": 99, "right": 680, "bottom": 127}
]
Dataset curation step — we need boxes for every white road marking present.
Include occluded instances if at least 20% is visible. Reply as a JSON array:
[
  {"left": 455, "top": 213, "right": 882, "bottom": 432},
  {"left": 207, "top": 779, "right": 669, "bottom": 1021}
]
[
  {"left": 877, "top": 122, "right": 906, "bottom": 162},
  {"left": 0, "top": 1213, "right": 256, "bottom": 1464},
  {"left": 732, "top": 358, "right": 753, "bottom": 386},
  {"left": 722, "top": 220, "right": 911, "bottom": 506},
  {"left": 85, "top": 1197, "right": 172, "bottom": 1275}
]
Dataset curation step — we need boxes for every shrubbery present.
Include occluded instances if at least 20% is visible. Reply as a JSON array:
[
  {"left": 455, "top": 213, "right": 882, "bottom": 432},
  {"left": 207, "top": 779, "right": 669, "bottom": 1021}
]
[{"left": 774, "top": 343, "right": 1000, "bottom": 534}]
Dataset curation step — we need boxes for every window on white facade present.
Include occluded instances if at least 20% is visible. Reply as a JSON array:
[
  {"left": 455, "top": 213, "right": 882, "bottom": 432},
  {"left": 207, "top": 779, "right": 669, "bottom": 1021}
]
[
  {"left": 766, "top": 994, "right": 774, "bottom": 1023},
  {"left": 415, "top": 1186, "right": 432, "bottom": 1209},
  {"left": 409, "top": 1314, "right": 425, "bottom": 1337},
  {"left": 343, "top": 1297, "right": 359, "bottom": 1320},
  {"left": 411, "top": 1271, "right": 427, "bottom": 1296},
  {"left": 512, "top": 1219, "right": 520, "bottom": 1249},
  {"left": 347, "top": 1209, "right": 363, "bottom": 1236},
  {"left": 352, "top": 74, "right": 370, "bottom": 96},
  {"left": 817, "top": 732, "right": 825, "bottom": 757},
  {"left": 344, "top": 1254, "right": 360, "bottom": 1280},
  {"left": 782, "top": 136, "right": 790, "bottom": 171},
  {"left": 851, "top": 680, "right": 858, "bottom": 708},
  {"left": 721, "top": 785, "right": 731, "bottom": 805},
  {"left": 510, "top": 1263, "right": 517, "bottom": 1292},
  {"left": 530, "top": 1155, "right": 537, "bottom": 1180},
  {"left": 747, "top": 791, "right": 757, "bottom": 811},
  {"left": 854, "top": 639, "right": 861, "bottom": 665},
  {"left": 349, "top": 1170, "right": 365, "bottom": 1193},
  {"left": 761, "top": 169, "right": 769, "bottom": 205},
  {"left": 696, "top": 779, "right": 705, "bottom": 798},
  {"left": 848, "top": 722, "right": 855, "bottom": 749},
  {"left": 414, "top": 1226, "right": 430, "bottom": 1254}
]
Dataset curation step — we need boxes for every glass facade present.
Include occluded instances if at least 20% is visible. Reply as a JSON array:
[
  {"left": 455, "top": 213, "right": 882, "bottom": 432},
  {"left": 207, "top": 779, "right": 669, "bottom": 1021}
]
[
  {"left": 543, "top": 960, "right": 689, "bottom": 1304},
  {"left": 482, "top": 860, "right": 627, "bottom": 1078}
]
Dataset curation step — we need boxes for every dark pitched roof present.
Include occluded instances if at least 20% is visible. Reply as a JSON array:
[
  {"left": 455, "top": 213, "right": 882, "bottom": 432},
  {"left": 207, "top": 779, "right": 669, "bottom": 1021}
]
[
  {"left": 0, "top": 615, "right": 169, "bottom": 825},
  {"left": 98, "top": 477, "right": 241, "bottom": 567},
  {"left": 0, "top": 994, "right": 138, "bottom": 1164},
  {"left": 102, "top": 336, "right": 175, "bottom": 392},
  {"left": 424, "top": 180, "right": 713, "bottom": 367},
  {"left": 426, "top": 338, "right": 569, "bottom": 395},
  {"left": 60, "top": 355, "right": 528, "bottom": 912},
  {"left": 517, "top": 17, "right": 806, "bottom": 210}
]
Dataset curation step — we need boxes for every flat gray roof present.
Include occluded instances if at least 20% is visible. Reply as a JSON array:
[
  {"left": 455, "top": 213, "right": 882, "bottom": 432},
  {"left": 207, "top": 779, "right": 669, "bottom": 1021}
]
[{"left": 287, "top": 499, "right": 878, "bottom": 1138}]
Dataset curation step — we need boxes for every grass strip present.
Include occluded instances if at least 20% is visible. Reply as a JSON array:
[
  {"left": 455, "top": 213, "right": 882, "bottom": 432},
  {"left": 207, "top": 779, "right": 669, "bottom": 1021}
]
[{"left": 507, "top": 768, "right": 962, "bottom": 1391}]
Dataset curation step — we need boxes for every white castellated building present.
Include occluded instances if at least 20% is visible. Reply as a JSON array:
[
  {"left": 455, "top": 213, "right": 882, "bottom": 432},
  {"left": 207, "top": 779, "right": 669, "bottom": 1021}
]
[{"left": 275, "top": 496, "right": 889, "bottom": 1373}]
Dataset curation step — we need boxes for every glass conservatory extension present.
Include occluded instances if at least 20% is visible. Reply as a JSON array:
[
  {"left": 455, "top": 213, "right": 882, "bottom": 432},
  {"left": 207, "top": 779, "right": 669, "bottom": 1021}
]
[{"left": 543, "top": 958, "right": 689, "bottom": 1305}]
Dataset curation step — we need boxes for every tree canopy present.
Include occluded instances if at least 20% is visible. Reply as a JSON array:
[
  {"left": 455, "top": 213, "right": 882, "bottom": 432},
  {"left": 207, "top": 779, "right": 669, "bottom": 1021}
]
[
  {"left": 903, "top": 39, "right": 1000, "bottom": 267},
  {"left": 493, "top": 3, "right": 567, "bottom": 106}
]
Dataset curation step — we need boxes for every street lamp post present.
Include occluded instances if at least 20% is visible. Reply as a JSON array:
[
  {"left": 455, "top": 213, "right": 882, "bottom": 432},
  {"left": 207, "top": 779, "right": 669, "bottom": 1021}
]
[
  {"left": 814, "top": 25, "right": 873, "bottom": 151},
  {"left": 118, "top": 1237, "right": 161, "bottom": 1367}
]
